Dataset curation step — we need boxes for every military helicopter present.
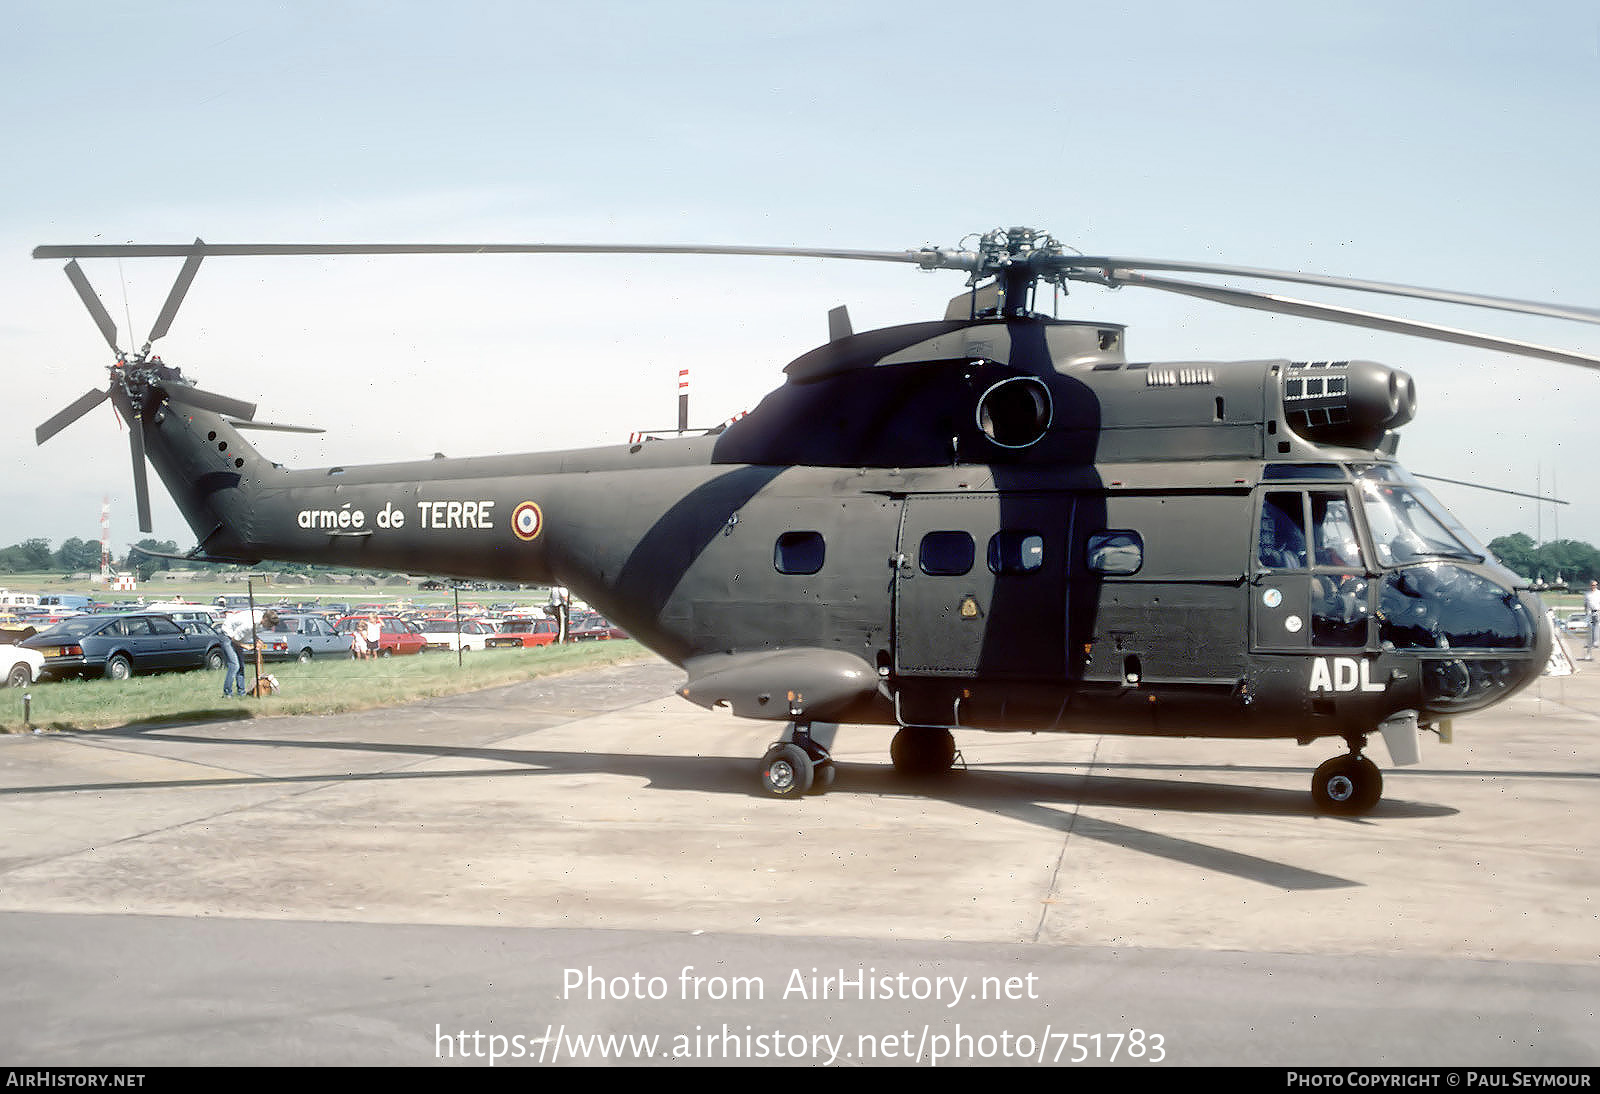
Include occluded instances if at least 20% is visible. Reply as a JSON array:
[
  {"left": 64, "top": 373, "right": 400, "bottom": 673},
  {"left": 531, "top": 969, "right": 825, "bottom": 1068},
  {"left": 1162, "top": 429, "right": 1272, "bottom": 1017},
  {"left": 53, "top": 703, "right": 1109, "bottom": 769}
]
[{"left": 32, "top": 228, "right": 1600, "bottom": 813}]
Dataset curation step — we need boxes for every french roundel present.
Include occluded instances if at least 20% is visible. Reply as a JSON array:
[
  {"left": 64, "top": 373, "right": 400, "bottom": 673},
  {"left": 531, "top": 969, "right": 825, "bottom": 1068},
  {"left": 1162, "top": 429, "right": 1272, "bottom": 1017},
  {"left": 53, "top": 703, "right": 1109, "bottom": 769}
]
[{"left": 511, "top": 501, "right": 543, "bottom": 542}]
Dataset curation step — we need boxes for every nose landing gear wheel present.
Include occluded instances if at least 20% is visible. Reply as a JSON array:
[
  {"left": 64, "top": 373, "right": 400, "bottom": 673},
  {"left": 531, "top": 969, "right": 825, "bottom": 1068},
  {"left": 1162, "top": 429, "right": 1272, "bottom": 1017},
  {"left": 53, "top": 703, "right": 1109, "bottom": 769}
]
[
  {"left": 760, "top": 742, "right": 814, "bottom": 797},
  {"left": 1312, "top": 753, "right": 1383, "bottom": 815}
]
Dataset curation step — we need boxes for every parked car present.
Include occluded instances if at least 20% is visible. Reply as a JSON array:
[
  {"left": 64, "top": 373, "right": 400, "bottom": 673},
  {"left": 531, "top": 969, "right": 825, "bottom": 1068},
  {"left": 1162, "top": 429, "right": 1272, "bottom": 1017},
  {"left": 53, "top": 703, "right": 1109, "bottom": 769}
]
[
  {"left": 22, "top": 612, "right": 227, "bottom": 681},
  {"left": 1566, "top": 611, "right": 1593, "bottom": 634},
  {"left": 243, "top": 613, "right": 354, "bottom": 663},
  {"left": 334, "top": 615, "right": 427, "bottom": 657},
  {"left": 2, "top": 643, "right": 46, "bottom": 688},
  {"left": 568, "top": 611, "right": 628, "bottom": 641},
  {"left": 144, "top": 602, "right": 221, "bottom": 627},
  {"left": 414, "top": 618, "right": 496, "bottom": 653},
  {"left": 486, "top": 617, "right": 560, "bottom": 649},
  {"left": 0, "top": 613, "right": 37, "bottom": 645}
]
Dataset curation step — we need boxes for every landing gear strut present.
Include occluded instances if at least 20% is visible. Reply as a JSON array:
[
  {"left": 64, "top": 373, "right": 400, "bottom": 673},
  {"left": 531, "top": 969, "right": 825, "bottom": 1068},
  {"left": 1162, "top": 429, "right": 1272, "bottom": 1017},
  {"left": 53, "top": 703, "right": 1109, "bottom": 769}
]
[
  {"left": 1311, "top": 740, "right": 1383, "bottom": 815},
  {"left": 758, "top": 721, "right": 835, "bottom": 798}
]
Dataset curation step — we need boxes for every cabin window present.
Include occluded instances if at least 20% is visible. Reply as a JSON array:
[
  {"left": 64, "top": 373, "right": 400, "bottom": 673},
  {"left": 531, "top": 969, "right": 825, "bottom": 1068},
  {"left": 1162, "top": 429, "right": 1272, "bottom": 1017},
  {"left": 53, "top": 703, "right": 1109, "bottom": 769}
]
[
  {"left": 1087, "top": 531, "right": 1143, "bottom": 575},
  {"left": 988, "top": 531, "right": 1044, "bottom": 575},
  {"left": 774, "top": 531, "right": 825, "bottom": 575},
  {"left": 919, "top": 531, "right": 975, "bottom": 576}
]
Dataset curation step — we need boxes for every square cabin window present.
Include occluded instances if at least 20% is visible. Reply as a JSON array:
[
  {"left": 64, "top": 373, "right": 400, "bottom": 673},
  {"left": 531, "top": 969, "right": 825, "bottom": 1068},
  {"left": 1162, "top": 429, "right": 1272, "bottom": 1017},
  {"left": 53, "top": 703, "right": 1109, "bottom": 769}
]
[
  {"left": 774, "top": 531, "right": 825, "bottom": 575},
  {"left": 1087, "top": 530, "right": 1143, "bottom": 576},
  {"left": 920, "top": 531, "right": 975, "bottom": 576}
]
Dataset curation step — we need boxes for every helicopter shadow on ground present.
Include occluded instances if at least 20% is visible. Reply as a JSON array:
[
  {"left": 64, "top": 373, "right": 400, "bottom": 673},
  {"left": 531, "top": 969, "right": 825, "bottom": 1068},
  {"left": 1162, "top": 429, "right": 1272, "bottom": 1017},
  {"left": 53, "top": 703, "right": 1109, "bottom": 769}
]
[
  {"left": 826, "top": 762, "right": 1453, "bottom": 891},
  {"left": 36, "top": 722, "right": 1449, "bottom": 890}
]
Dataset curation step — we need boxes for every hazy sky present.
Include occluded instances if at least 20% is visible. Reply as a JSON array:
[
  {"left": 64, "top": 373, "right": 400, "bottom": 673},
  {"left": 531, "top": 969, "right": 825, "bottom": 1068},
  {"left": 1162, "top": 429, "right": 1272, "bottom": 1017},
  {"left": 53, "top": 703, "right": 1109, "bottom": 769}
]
[{"left": 3, "top": 1, "right": 1597, "bottom": 557}]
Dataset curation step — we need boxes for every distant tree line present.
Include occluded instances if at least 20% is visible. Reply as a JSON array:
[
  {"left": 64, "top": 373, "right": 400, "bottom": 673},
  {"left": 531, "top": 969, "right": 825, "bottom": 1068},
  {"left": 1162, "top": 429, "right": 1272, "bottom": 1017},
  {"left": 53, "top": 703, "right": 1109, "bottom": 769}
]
[
  {"left": 0, "top": 538, "right": 100, "bottom": 574},
  {"left": 1485, "top": 534, "right": 1599, "bottom": 586},
  {"left": 0, "top": 537, "right": 372, "bottom": 582}
]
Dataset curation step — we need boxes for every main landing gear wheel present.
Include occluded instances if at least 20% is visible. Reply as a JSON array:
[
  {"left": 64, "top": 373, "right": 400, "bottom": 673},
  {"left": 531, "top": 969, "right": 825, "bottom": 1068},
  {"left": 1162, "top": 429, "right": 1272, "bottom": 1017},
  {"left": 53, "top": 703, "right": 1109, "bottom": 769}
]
[
  {"left": 1311, "top": 753, "right": 1383, "bottom": 815},
  {"left": 891, "top": 726, "right": 957, "bottom": 777}
]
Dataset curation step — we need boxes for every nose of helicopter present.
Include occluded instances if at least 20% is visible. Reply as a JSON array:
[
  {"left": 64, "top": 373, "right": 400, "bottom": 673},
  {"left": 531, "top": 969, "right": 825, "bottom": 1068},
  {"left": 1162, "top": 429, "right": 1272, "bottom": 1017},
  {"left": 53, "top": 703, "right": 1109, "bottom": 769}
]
[{"left": 1411, "top": 584, "right": 1550, "bottom": 715}]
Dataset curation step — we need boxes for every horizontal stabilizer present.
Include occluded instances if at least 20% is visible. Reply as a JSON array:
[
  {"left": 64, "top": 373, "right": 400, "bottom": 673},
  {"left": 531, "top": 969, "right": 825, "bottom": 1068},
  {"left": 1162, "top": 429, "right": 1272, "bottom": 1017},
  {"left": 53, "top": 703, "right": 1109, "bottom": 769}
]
[{"left": 227, "top": 419, "right": 325, "bottom": 434}]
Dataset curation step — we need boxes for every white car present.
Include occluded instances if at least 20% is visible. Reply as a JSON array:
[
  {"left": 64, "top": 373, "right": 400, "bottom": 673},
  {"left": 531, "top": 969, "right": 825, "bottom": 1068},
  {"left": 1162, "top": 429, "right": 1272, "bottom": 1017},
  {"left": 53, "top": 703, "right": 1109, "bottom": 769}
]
[
  {"left": 1566, "top": 611, "right": 1593, "bottom": 634},
  {"left": 415, "top": 619, "right": 495, "bottom": 653},
  {"left": 2, "top": 643, "right": 46, "bottom": 688}
]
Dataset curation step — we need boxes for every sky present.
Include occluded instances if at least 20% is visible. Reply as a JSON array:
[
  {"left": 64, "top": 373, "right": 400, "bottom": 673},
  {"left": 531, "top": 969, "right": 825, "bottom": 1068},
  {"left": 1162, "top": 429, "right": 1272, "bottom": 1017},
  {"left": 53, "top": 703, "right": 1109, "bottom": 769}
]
[{"left": 2, "top": 0, "right": 1597, "bottom": 559}]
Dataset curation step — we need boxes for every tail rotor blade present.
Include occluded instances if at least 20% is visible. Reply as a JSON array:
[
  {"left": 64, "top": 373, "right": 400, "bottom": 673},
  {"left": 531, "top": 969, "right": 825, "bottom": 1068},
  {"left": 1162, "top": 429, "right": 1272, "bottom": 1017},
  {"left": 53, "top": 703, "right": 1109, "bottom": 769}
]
[
  {"left": 164, "top": 385, "right": 257, "bottom": 421},
  {"left": 36, "top": 388, "right": 110, "bottom": 445},
  {"left": 143, "top": 240, "right": 205, "bottom": 351},
  {"left": 128, "top": 417, "right": 153, "bottom": 533},
  {"left": 63, "top": 260, "right": 121, "bottom": 354}
]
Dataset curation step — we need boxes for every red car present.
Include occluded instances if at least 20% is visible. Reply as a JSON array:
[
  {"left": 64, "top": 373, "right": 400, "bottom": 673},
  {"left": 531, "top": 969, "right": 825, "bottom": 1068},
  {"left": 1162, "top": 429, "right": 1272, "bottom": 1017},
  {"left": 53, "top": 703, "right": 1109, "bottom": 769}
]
[
  {"left": 335, "top": 615, "right": 427, "bottom": 657},
  {"left": 485, "top": 617, "right": 560, "bottom": 649},
  {"left": 569, "top": 612, "right": 628, "bottom": 641}
]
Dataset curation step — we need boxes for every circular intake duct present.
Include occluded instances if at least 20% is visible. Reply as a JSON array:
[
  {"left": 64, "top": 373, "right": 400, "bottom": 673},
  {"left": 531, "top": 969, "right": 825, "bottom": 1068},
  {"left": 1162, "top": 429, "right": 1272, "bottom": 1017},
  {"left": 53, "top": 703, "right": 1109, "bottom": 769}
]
[{"left": 976, "top": 376, "right": 1052, "bottom": 449}]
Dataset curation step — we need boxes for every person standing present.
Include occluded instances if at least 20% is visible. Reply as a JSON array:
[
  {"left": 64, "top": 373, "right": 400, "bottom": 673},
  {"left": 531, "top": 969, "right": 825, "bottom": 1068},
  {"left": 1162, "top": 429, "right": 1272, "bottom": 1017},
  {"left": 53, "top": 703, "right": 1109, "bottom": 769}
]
[
  {"left": 1585, "top": 580, "right": 1600, "bottom": 661},
  {"left": 549, "top": 585, "right": 571, "bottom": 644}
]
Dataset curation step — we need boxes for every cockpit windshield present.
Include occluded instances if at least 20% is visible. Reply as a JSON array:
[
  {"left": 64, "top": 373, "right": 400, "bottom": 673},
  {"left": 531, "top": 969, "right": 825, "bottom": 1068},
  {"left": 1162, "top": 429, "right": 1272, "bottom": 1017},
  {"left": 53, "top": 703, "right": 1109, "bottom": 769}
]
[{"left": 1356, "top": 469, "right": 1480, "bottom": 566}]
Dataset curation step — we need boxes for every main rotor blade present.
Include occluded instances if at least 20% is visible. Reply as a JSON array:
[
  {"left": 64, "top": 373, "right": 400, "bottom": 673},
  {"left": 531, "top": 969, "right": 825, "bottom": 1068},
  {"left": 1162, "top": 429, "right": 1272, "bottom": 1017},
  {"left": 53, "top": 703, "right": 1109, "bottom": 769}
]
[
  {"left": 1109, "top": 271, "right": 1600, "bottom": 371},
  {"left": 35, "top": 388, "right": 109, "bottom": 445},
  {"left": 33, "top": 240, "right": 970, "bottom": 269},
  {"left": 63, "top": 260, "right": 120, "bottom": 352},
  {"left": 1411, "top": 472, "right": 1567, "bottom": 506},
  {"left": 1057, "top": 256, "right": 1600, "bottom": 327},
  {"left": 164, "top": 384, "right": 257, "bottom": 421},
  {"left": 128, "top": 417, "right": 152, "bottom": 534},
  {"left": 143, "top": 240, "right": 205, "bottom": 349}
]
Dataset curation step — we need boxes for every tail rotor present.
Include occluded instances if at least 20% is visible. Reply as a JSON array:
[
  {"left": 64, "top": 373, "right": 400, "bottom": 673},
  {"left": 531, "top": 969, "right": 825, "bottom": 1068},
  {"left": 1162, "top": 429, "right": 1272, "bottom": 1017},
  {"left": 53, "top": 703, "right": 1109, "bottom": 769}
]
[{"left": 34, "top": 238, "right": 256, "bottom": 532}]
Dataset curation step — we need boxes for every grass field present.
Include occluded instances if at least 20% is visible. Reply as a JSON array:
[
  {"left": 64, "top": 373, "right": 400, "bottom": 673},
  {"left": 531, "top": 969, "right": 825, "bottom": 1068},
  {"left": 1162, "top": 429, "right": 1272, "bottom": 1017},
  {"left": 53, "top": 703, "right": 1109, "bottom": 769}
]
[{"left": 1, "top": 640, "right": 651, "bottom": 734}]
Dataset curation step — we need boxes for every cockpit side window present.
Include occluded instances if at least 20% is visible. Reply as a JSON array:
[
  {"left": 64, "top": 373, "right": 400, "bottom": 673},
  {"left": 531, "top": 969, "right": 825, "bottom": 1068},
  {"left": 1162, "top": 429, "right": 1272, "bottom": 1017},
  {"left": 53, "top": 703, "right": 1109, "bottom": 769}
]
[
  {"left": 1258, "top": 492, "right": 1308, "bottom": 570},
  {"left": 1311, "top": 492, "right": 1364, "bottom": 569}
]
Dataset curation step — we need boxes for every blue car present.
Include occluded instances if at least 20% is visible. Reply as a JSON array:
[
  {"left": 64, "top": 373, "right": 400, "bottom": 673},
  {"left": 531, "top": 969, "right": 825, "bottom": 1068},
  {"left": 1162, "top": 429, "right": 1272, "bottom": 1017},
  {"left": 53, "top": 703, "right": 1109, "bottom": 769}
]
[
  {"left": 243, "top": 613, "right": 353, "bottom": 663},
  {"left": 22, "top": 612, "right": 227, "bottom": 681}
]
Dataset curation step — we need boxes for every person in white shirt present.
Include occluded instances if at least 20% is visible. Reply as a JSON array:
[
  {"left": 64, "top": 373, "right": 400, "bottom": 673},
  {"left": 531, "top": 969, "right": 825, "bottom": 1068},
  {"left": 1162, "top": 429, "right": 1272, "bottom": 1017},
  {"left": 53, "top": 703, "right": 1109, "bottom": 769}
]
[
  {"left": 1584, "top": 580, "right": 1600, "bottom": 661},
  {"left": 219, "top": 608, "right": 279, "bottom": 696}
]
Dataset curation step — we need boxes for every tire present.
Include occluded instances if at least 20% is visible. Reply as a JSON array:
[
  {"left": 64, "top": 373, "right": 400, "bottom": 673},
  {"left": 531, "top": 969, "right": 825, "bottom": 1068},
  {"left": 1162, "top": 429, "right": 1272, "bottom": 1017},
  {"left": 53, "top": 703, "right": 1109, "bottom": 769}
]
[
  {"left": 104, "top": 654, "right": 133, "bottom": 682},
  {"left": 379, "top": 647, "right": 393, "bottom": 658},
  {"left": 891, "top": 727, "right": 956, "bottom": 777},
  {"left": 1312, "top": 754, "right": 1383, "bottom": 815},
  {"left": 297, "top": 648, "right": 313, "bottom": 664},
  {"left": 6, "top": 662, "right": 30, "bottom": 688},
  {"left": 760, "top": 743, "right": 814, "bottom": 797},
  {"left": 205, "top": 647, "right": 225, "bottom": 671}
]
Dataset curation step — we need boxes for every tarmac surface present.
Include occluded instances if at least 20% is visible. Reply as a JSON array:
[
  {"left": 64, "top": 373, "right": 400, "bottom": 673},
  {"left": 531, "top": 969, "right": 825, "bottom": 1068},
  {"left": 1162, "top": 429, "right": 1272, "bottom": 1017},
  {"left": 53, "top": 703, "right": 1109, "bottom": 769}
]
[{"left": 1, "top": 643, "right": 1597, "bottom": 1067}]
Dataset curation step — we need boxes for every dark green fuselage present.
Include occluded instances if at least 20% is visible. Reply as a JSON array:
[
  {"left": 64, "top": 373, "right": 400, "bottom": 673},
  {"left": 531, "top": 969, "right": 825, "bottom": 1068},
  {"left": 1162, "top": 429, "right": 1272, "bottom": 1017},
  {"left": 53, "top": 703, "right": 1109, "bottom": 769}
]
[{"left": 138, "top": 314, "right": 1550, "bottom": 741}]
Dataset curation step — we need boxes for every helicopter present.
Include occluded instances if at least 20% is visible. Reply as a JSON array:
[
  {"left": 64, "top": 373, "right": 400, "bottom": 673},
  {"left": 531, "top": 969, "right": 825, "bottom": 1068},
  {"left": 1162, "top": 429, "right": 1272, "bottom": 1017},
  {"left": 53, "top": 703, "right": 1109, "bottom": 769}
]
[{"left": 31, "top": 228, "right": 1600, "bottom": 813}]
